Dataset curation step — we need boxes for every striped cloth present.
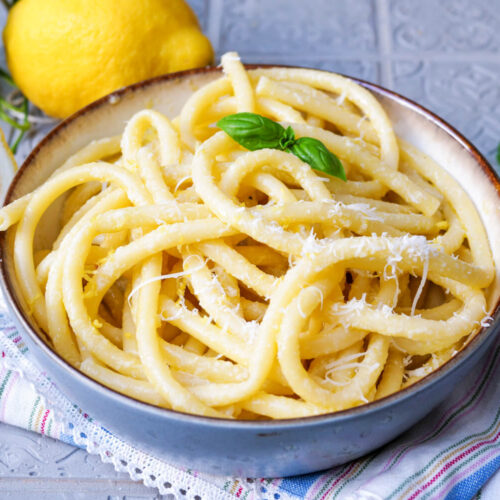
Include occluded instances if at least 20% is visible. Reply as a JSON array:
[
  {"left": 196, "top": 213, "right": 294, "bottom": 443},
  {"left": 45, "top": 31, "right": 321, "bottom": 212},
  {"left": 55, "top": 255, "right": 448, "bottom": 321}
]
[{"left": 1, "top": 300, "right": 500, "bottom": 499}]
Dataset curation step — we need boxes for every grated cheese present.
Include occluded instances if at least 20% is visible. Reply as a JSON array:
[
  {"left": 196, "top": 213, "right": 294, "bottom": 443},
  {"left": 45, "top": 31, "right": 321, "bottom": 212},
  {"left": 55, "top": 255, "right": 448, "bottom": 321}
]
[
  {"left": 127, "top": 257, "right": 206, "bottom": 308},
  {"left": 411, "top": 250, "right": 429, "bottom": 316}
]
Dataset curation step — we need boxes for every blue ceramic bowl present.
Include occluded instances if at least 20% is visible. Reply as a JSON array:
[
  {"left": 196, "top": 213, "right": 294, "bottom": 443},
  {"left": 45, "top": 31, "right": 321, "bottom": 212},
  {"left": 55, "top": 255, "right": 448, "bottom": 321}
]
[{"left": 1, "top": 65, "right": 499, "bottom": 477}]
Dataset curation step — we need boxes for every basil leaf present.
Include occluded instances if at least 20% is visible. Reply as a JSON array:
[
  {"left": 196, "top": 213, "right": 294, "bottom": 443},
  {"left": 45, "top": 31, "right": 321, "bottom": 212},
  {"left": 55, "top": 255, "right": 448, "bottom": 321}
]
[
  {"left": 279, "top": 125, "right": 296, "bottom": 150},
  {"left": 217, "top": 112, "right": 286, "bottom": 151},
  {"left": 288, "top": 137, "right": 346, "bottom": 181},
  {"left": 217, "top": 112, "right": 347, "bottom": 181},
  {"left": 497, "top": 142, "right": 500, "bottom": 166}
]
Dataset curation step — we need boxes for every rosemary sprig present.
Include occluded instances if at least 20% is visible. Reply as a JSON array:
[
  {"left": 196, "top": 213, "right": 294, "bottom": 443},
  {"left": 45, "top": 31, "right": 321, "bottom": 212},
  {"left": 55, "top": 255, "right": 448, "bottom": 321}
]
[
  {"left": 0, "top": 0, "right": 31, "bottom": 154},
  {"left": 0, "top": 0, "right": 20, "bottom": 9},
  {"left": 0, "top": 67, "right": 15, "bottom": 87},
  {"left": 0, "top": 67, "right": 30, "bottom": 153},
  {"left": 10, "top": 97, "right": 29, "bottom": 153}
]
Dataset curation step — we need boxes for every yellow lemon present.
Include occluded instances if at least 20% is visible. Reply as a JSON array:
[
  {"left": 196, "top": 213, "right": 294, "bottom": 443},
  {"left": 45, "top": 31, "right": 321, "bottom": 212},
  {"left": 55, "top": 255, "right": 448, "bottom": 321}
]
[{"left": 3, "top": 0, "right": 213, "bottom": 118}]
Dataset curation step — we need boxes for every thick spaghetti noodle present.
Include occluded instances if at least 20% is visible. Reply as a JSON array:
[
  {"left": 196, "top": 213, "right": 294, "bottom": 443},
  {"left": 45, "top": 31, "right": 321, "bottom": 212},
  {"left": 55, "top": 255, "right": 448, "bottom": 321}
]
[{"left": 0, "top": 52, "right": 494, "bottom": 419}]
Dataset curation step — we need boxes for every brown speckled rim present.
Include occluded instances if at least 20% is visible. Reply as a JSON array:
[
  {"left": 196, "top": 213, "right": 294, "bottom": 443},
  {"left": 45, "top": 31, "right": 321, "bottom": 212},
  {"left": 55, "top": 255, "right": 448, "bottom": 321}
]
[{"left": 1, "top": 64, "right": 500, "bottom": 430}]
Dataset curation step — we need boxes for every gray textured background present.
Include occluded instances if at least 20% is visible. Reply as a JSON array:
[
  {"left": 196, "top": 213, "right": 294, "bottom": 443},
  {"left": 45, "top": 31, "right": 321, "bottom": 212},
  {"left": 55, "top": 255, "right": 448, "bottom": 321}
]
[{"left": 1, "top": 0, "right": 500, "bottom": 498}]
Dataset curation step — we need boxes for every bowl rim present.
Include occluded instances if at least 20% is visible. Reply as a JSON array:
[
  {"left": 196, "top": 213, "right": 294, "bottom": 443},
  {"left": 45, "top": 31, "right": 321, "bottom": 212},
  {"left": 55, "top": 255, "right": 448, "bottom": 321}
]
[{"left": 1, "top": 63, "right": 500, "bottom": 429}]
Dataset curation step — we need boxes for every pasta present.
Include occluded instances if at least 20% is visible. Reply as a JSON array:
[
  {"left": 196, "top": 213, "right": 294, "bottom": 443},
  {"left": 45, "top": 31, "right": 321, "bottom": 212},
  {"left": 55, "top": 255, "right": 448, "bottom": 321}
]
[{"left": 0, "top": 51, "right": 495, "bottom": 419}]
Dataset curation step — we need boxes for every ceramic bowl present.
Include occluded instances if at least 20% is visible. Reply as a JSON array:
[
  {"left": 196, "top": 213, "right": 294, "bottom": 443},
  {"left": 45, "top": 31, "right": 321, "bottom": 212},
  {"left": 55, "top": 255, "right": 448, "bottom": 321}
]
[{"left": 1, "top": 66, "right": 499, "bottom": 477}]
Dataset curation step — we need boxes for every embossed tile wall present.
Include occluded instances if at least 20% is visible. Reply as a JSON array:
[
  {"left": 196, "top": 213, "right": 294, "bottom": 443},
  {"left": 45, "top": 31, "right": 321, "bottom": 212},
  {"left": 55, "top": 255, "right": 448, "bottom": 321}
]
[
  {"left": 392, "top": 61, "right": 500, "bottom": 161},
  {"left": 390, "top": 0, "right": 500, "bottom": 53},
  {"left": 388, "top": 0, "right": 500, "bottom": 163},
  {"left": 217, "top": 0, "right": 378, "bottom": 54}
]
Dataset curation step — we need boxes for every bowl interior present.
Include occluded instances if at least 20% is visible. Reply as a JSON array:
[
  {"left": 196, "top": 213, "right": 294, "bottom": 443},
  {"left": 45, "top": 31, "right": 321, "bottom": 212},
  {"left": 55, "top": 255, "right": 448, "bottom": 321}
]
[{"left": 2, "top": 66, "right": 500, "bottom": 406}]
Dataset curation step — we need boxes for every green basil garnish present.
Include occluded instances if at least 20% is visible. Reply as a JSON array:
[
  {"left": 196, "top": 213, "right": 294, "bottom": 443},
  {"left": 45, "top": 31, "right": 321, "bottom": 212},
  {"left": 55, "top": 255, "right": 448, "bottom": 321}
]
[
  {"left": 216, "top": 112, "right": 285, "bottom": 151},
  {"left": 279, "top": 125, "right": 296, "bottom": 151},
  {"left": 288, "top": 137, "right": 346, "bottom": 181},
  {"left": 216, "top": 112, "right": 346, "bottom": 181}
]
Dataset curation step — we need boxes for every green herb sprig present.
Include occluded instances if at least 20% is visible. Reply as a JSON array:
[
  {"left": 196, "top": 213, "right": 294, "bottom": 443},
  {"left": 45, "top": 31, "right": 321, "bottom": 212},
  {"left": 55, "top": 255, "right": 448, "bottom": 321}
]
[
  {"left": 217, "top": 112, "right": 346, "bottom": 181},
  {"left": 0, "top": 0, "right": 30, "bottom": 153},
  {"left": 0, "top": 67, "right": 30, "bottom": 154},
  {"left": 0, "top": 0, "right": 20, "bottom": 8}
]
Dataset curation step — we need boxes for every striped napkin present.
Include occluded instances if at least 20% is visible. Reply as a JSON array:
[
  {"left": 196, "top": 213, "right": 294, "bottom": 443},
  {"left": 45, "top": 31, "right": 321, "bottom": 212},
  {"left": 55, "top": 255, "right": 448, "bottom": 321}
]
[{"left": 1, "top": 291, "right": 500, "bottom": 500}]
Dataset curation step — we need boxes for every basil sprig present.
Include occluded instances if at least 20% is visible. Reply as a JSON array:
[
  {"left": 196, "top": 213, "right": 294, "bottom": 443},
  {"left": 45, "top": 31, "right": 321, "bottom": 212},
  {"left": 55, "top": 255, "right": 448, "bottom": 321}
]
[{"left": 217, "top": 112, "right": 346, "bottom": 181}]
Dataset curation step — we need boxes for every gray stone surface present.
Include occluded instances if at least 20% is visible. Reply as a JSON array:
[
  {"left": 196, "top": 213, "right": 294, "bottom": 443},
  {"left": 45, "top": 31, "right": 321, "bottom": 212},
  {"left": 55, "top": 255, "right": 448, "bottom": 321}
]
[
  {"left": 1, "top": 0, "right": 500, "bottom": 498},
  {"left": 0, "top": 422, "right": 172, "bottom": 499}
]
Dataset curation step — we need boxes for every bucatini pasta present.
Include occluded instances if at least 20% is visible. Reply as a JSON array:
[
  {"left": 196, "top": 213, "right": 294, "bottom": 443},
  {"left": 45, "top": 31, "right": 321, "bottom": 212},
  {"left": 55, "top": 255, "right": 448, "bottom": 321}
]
[{"left": 0, "top": 52, "right": 495, "bottom": 419}]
